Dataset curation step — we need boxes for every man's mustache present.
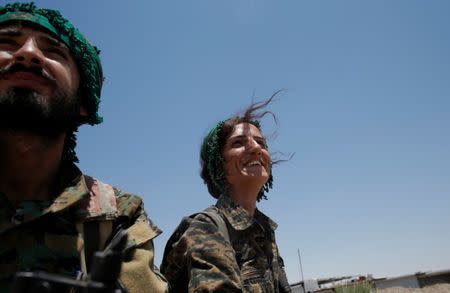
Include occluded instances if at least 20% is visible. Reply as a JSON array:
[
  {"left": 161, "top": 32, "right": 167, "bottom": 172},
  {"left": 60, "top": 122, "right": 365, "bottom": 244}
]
[{"left": 0, "top": 63, "right": 56, "bottom": 85}]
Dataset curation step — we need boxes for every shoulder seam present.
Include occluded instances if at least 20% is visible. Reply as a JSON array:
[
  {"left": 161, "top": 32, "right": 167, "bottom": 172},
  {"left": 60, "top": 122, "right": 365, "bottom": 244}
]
[{"left": 198, "top": 206, "right": 230, "bottom": 245}]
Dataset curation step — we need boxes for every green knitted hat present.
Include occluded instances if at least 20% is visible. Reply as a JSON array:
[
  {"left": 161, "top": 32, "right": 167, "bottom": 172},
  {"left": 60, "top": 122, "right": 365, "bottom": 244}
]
[
  {"left": 201, "top": 119, "right": 274, "bottom": 201},
  {"left": 0, "top": 2, "right": 103, "bottom": 125}
]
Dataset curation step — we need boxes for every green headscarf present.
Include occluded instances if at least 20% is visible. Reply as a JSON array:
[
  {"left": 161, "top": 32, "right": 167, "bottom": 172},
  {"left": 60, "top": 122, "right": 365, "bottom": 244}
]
[
  {"left": 0, "top": 2, "right": 103, "bottom": 125},
  {"left": 201, "top": 119, "right": 274, "bottom": 201}
]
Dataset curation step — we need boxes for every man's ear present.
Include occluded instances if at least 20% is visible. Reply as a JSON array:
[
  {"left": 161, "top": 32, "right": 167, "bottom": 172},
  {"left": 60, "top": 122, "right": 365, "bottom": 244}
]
[{"left": 80, "top": 106, "right": 88, "bottom": 117}]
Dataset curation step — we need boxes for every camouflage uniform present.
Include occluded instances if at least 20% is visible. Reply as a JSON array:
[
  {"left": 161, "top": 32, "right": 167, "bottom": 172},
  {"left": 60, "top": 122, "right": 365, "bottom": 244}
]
[
  {"left": 0, "top": 163, "right": 168, "bottom": 293},
  {"left": 161, "top": 195, "right": 292, "bottom": 293}
]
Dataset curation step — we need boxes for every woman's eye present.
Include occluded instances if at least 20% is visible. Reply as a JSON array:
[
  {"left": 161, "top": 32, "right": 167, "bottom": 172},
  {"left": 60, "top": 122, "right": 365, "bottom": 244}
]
[
  {"left": 256, "top": 140, "right": 267, "bottom": 147},
  {"left": 231, "top": 141, "right": 243, "bottom": 147}
]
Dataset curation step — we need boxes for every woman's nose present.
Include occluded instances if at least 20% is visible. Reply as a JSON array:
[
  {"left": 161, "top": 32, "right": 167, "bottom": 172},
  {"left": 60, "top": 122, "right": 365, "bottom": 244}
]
[{"left": 248, "top": 138, "right": 262, "bottom": 154}]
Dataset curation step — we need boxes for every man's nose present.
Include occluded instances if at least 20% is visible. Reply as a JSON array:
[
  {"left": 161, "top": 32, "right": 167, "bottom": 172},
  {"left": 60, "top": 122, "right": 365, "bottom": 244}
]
[{"left": 13, "top": 38, "right": 45, "bottom": 67}]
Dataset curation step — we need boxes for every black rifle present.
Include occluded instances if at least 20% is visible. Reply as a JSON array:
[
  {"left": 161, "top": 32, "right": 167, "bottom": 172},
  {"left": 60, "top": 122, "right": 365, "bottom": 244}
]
[{"left": 11, "top": 230, "right": 128, "bottom": 293}]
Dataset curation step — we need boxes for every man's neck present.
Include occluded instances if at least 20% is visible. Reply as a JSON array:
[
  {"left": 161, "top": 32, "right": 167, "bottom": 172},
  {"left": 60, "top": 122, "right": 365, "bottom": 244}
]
[{"left": 0, "top": 128, "right": 66, "bottom": 204}]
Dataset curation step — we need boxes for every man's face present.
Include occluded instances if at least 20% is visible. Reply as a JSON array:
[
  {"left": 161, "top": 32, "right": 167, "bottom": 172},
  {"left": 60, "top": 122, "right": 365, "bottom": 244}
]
[{"left": 0, "top": 22, "right": 82, "bottom": 135}]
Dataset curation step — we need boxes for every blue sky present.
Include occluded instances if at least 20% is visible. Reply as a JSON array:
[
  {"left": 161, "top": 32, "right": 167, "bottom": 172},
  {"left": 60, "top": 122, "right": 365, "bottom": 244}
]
[{"left": 7, "top": 0, "right": 450, "bottom": 283}]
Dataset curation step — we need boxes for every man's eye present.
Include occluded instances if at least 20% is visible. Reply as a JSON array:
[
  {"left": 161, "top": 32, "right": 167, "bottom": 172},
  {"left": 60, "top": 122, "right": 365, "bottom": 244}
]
[
  {"left": 44, "top": 47, "right": 67, "bottom": 59},
  {"left": 0, "top": 38, "right": 16, "bottom": 44},
  {"left": 0, "top": 38, "right": 18, "bottom": 50}
]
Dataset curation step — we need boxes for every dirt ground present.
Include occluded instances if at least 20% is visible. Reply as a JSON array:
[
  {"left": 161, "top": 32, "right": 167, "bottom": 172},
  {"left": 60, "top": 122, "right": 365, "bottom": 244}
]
[{"left": 377, "top": 283, "right": 450, "bottom": 293}]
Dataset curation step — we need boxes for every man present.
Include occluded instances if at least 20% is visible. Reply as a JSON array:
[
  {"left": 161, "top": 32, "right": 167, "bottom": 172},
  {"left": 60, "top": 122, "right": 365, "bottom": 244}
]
[{"left": 0, "top": 3, "right": 167, "bottom": 292}]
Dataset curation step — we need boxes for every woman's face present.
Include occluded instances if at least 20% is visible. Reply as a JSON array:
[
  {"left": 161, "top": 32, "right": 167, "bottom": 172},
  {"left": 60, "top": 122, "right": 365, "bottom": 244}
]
[{"left": 222, "top": 122, "right": 271, "bottom": 189}]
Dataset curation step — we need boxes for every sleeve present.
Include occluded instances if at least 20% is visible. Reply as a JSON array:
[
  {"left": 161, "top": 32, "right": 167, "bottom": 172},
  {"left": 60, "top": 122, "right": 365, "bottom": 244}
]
[
  {"left": 277, "top": 255, "right": 292, "bottom": 293},
  {"left": 161, "top": 214, "right": 243, "bottom": 293},
  {"left": 114, "top": 192, "right": 169, "bottom": 293}
]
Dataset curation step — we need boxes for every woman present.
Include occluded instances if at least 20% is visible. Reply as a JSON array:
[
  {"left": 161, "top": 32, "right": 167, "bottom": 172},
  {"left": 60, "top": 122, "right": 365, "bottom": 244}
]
[{"left": 161, "top": 96, "right": 291, "bottom": 293}]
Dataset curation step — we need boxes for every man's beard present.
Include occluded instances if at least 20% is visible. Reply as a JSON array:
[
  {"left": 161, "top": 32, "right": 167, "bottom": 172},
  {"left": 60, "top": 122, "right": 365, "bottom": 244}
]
[{"left": 0, "top": 86, "right": 81, "bottom": 137}]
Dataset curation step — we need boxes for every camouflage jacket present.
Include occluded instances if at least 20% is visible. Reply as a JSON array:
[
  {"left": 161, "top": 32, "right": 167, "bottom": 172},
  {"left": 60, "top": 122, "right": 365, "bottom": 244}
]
[
  {"left": 0, "top": 163, "right": 168, "bottom": 293},
  {"left": 161, "top": 195, "right": 292, "bottom": 293}
]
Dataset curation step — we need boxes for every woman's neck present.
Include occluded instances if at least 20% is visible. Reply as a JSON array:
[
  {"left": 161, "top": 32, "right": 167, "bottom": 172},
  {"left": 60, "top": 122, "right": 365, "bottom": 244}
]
[{"left": 229, "top": 185, "right": 260, "bottom": 216}]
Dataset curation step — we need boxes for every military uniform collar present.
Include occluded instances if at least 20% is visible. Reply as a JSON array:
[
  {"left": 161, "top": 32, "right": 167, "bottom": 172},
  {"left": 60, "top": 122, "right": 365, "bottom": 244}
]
[
  {"left": 0, "top": 163, "right": 90, "bottom": 234},
  {"left": 48, "top": 162, "right": 90, "bottom": 214},
  {"left": 216, "top": 195, "right": 277, "bottom": 231}
]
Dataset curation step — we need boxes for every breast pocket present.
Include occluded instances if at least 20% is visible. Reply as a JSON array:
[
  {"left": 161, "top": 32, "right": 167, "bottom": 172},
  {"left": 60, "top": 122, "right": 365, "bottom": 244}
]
[{"left": 240, "top": 259, "right": 275, "bottom": 293}]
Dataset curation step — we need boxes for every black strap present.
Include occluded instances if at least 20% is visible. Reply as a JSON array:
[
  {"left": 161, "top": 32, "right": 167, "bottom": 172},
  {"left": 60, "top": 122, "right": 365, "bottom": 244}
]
[{"left": 83, "top": 221, "right": 100, "bottom": 273}]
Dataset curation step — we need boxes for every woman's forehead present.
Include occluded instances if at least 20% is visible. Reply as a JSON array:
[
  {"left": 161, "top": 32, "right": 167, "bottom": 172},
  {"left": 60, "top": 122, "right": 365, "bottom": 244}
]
[{"left": 229, "top": 122, "right": 262, "bottom": 137}]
